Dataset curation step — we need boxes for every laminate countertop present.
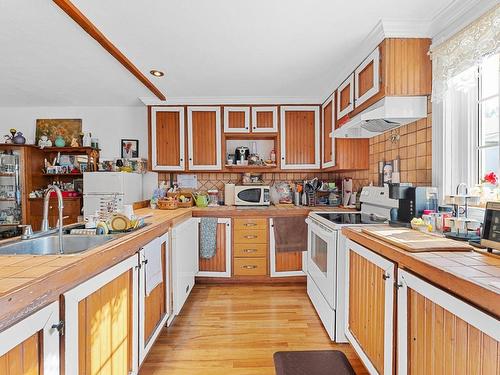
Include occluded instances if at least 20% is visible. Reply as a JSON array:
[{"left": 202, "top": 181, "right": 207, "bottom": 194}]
[
  {"left": 192, "top": 205, "right": 355, "bottom": 217},
  {"left": 343, "top": 226, "right": 500, "bottom": 318}
]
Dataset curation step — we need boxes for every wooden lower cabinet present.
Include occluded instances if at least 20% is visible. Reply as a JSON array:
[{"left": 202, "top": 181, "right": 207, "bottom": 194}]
[
  {"left": 269, "top": 218, "right": 306, "bottom": 277},
  {"left": 0, "top": 302, "right": 60, "bottom": 375},
  {"left": 138, "top": 232, "right": 171, "bottom": 365},
  {"left": 197, "top": 218, "right": 232, "bottom": 278},
  {"left": 233, "top": 218, "right": 268, "bottom": 276},
  {"left": 397, "top": 269, "right": 500, "bottom": 375},
  {"left": 63, "top": 255, "right": 139, "bottom": 375},
  {"left": 345, "top": 239, "right": 395, "bottom": 375}
]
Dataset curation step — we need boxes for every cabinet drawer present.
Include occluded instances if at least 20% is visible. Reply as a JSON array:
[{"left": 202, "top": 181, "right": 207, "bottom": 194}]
[
  {"left": 234, "top": 229, "right": 267, "bottom": 244},
  {"left": 234, "top": 218, "right": 267, "bottom": 231},
  {"left": 234, "top": 257, "right": 267, "bottom": 276},
  {"left": 234, "top": 243, "right": 267, "bottom": 258}
]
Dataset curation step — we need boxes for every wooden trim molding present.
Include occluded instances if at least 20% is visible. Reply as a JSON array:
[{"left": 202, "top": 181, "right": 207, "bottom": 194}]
[{"left": 52, "top": 0, "right": 166, "bottom": 101}]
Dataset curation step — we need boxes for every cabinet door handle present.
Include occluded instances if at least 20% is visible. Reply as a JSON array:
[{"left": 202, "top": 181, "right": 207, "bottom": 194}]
[
  {"left": 243, "top": 249, "right": 257, "bottom": 253},
  {"left": 244, "top": 223, "right": 257, "bottom": 227},
  {"left": 242, "top": 265, "right": 257, "bottom": 269},
  {"left": 244, "top": 235, "right": 257, "bottom": 239}
]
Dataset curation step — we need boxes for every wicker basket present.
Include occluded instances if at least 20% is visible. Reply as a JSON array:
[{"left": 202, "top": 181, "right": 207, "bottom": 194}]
[
  {"left": 167, "top": 191, "right": 194, "bottom": 208},
  {"left": 157, "top": 199, "right": 178, "bottom": 210}
]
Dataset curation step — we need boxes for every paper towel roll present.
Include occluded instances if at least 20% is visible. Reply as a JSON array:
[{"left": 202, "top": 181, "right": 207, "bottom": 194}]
[{"left": 224, "top": 183, "right": 235, "bottom": 206}]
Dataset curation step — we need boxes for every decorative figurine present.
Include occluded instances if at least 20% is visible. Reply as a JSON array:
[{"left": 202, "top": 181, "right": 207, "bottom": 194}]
[
  {"left": 3, "top": 135, "right": 12, "bottom": 144},
  {"left": 38, "top": 135, "right": 52, "bottom": 148},
  {"left": 70, "top": 137, "right": 79, "bottom": 147}
]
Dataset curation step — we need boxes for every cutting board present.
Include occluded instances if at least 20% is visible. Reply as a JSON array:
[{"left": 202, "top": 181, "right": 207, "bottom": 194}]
[{"left": 361, "top": 227, "right": 473, "bottom": 252}]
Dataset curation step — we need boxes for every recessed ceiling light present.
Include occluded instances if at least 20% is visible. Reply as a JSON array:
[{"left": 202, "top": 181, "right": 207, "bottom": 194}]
[{"left": 150, "top": 70, "right": 164, "bottom": 77}]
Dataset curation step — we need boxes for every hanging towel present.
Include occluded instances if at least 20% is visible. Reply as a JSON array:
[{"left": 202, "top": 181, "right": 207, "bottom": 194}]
[
  {"left": 144, "top": 238, "right": 163, "bottom": 296},
  {"left": 273, "top": 216, "right": 308, "bottom": 253},
  {"left": 200, "top": 217, "right": 218, "bottom": 259}
]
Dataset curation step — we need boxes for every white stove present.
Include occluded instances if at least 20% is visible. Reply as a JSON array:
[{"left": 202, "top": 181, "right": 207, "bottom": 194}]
[{"left": 305, "top": 186, "right": 398, "bottom": 342}]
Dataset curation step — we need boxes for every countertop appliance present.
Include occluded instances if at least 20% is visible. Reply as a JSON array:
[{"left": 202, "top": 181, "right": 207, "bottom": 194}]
[
  {"left": 481, "top": 201, "right": 500, "bottom": 253},
  {"left": 235, "top": 146, "right": 250, "bottom": 163},
  {"left": 388, "top": 184, "right": 438, "bottom": 226},
  {"left": 306, "top": 186, "right": 398, "bottom": 342},
  {"left": 83, "top": 172, "right": 143, "bottom": 218},
  {"left": 234, "top": 185, "right": 270, "bottom": 206}
]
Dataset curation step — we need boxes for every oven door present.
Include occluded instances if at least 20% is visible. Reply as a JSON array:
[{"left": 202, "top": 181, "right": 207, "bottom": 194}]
[{"left": 307, "top": 218, "right": 337, "bottom": 308}]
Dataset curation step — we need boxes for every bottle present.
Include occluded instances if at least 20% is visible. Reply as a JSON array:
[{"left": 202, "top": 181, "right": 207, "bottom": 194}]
[
  {"left": 270, "top": 149, "right": 276, "bottom": 164},
  {"left": 83, "top": 132, "right": 91, "bottom": 147}
]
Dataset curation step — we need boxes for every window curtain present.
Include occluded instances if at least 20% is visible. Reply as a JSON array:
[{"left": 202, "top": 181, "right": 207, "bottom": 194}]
[
  {"left": 431, "top": 5, "right": 499, "bottom": 199},
  {"left": 430, "top": 5, "right": 500, "bottom": 103}
]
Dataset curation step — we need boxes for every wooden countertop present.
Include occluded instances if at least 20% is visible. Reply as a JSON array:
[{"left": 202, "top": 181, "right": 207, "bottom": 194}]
[
  {"left": 0, "top": 208, "right": 191, "bottom": 331},
  {"left": 343, "top": 226, "right": 500, "bottom": 318},
  {"left": 192, "top": 205, "right": 355, "bottom": 217}
]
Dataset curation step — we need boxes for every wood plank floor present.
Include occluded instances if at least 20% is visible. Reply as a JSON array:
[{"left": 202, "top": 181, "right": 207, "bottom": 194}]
[{"left": 140, "top": 284, "right": 368, "bottom": 375}]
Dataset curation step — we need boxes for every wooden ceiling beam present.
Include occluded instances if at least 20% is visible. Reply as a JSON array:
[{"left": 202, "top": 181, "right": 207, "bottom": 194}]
[{"left": 53, "top": 0, "right": 166, "bottom": 101}]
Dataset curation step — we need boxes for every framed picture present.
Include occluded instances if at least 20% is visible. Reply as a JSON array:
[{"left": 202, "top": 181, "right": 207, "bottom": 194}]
[
  {"left": 35, "top": 119, "right": 82, "bottom": 145},
  {"left": 121, "top": 139, "right": 139, "bottom": 158}
]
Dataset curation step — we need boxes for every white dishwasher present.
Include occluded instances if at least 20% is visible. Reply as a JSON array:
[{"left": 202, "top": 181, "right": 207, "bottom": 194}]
[{"left": 171, "top": 218, "right": 199, "bottom": 315}]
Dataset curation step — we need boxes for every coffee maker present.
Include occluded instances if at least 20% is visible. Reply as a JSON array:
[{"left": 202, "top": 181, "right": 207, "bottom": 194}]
[{"left": 388, "top": 184, "right": 438, "bottom": 226}]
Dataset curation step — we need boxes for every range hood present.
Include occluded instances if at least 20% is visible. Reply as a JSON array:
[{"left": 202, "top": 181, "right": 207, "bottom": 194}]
[{"left": 333, "top": 96, "right": 427, "bottom": 138}]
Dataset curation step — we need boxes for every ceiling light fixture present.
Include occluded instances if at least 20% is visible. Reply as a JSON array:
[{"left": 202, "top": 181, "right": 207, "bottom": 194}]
[{"left": 150, "top": 70, "right": 164, "bottom": 77}]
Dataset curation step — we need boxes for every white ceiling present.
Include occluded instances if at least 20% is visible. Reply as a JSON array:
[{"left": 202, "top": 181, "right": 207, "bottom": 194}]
[{"left": 1, "top": 0, "right": 459, "bottom": 106}]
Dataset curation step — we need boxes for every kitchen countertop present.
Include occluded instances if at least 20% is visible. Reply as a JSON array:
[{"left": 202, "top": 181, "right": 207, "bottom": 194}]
[
  {"left": 192, "top": 205, "right": 355, "bottom": 217},
  {"left": 0, "top": 207, "right": 191, "bottom": 331},
  {"left": 343, "top": 226, "right": 500, "bottom": 318}
]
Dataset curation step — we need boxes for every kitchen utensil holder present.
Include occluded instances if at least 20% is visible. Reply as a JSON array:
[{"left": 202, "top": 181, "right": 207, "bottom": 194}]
[{"left": 307, "top": 191, "right": 316, "bottom": 206}]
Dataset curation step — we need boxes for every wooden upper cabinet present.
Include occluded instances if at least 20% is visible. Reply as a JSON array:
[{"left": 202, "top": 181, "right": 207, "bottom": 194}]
[
  {"left": 337, "top": 73, "right": 354, "bottom": 120},
  {"left": 223, "top": 106, "right": 250, "bottom": 133},
  {"left": 251, "top": 106, "right": 278, "bottom": 133},
  {"left": 322, "top": 96, "right": 335, "bottom": 168},
  {"left": 354, "top": 47, "right": 380, "bottom": 108},
  {"left": 280, "top": 106, "right": 320, "bottom": 169},
  {"left": 187, "top": 107, "right": 222, "bottom": 171},
  {"left": 151, "top": 107, "right": 185, "bottom": 171}
]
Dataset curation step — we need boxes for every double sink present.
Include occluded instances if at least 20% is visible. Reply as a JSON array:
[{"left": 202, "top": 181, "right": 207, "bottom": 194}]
[{"left": 0, "top": 225, "right": 122, "bottom": 256}]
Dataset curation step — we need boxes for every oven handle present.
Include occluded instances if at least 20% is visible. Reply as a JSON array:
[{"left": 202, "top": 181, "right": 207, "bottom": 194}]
[{"left": 306, "top": 218, "right": 334, "bottom": 238}]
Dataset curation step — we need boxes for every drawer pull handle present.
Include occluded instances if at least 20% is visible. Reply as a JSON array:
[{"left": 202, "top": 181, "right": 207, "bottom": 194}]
[
  {"left": 244, "top": 223, "right": 257, "bottom": 227},
  {"left": 243, "top": 249, "right": 257, "bottom": 253},
  {"left": 244, "top": 235, "right": 257, "bottom": 239},
  {"left": 242, "top": 265, "right": 257, "bottom": 269}
]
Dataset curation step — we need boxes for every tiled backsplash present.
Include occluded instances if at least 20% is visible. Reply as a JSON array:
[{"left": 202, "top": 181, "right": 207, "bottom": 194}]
[{"left": 157, "top": 97, "right": 432, "bottom": 193}]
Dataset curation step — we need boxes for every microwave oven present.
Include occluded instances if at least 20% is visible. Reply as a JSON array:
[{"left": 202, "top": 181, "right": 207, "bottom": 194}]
[{"left": 234, "top": 186, "right": 270, "bottom": 206}]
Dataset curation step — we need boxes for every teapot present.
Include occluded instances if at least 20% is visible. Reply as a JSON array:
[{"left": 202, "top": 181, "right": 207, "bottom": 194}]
[{"left": 193, "top": 192, "right": 209, "bottom": 208}]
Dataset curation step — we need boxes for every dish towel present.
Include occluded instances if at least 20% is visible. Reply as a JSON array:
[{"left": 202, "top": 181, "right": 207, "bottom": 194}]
[
  {"left": 273, "top": 216, "right": 308, "bottom": 252},
  {"left": 144, "top": 239, "right": 163, "bottom": 296},
  {"left": 200, "top": 217, "right": 218, "bottom": 259}
]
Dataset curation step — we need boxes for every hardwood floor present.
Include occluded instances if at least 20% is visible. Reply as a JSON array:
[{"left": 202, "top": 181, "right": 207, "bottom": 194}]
[{"left": 140, "top": 284, "right": 367, "bottom": 375}]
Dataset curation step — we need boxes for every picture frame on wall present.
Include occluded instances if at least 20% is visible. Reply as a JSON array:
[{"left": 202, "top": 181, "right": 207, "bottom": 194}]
[{"left": 121, "top": 139, "right": 139, "bottom": 158}]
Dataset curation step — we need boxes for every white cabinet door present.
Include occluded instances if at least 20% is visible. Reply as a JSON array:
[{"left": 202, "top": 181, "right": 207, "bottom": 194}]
[
  {"left": 280, "top": 106, "right": 320, "bottom": 170},
  {"left": 151, "top": 106, "right": 185, "bottom": 171},
  {"left": 63, "top": 255, "right": 139, "bottom": 375},
  {"left": 224, "top": 106, "right": 250, "bottom": 133},
  {"left": 172, "top": 218, "right": 199, "bottom": 314},
  {"left": 0, "top": 302, "right": 60, "bottom": 375},
  {"left": 251, "top": 106, "right": 278, "bottom": 133},
  {"left": 397, "top": 269, "right": 500, "bottom": 375},
  {"left": 270, "top": 218, "right": 306, "bottom": 277},
  {"left": 138, "top": 232, "right": 170, "bottom": 365},
  {"left": 321, "top": 95, "right": 335, "bottom": 168},
  {"left": 187, "top": 106, "right": 222, "bottom": 170},
  {"left": 345, "top": 239, "right": 395, "bottom": 375},
  {"left": 337, "top": 74, "right": 354, "bottom": 119},
  {"left": 354, "top": 47, "right": 380, "bottom": 108},
  {"left": 197, "top": 217, "right": 232, "bottom": 278}
]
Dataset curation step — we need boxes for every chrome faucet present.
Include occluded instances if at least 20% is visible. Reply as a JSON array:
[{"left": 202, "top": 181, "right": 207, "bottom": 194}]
[{"left": 41, "top": 185, "right": 64, "bottom": 254}]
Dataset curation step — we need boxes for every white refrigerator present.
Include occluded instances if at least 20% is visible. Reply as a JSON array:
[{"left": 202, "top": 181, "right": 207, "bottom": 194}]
[{"left": 83, "top": 172, "right": 143, "bottom": 218}]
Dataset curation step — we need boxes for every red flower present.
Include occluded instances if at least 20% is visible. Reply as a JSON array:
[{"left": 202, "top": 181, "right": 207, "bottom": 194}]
[{"left": 483, "top": 172, "right": 498, "bottom": 185}]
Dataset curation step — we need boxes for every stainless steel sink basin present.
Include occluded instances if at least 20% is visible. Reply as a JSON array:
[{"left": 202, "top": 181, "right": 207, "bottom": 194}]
[{"left": 0, "top": 235, "right": 117, "bottom": 255}]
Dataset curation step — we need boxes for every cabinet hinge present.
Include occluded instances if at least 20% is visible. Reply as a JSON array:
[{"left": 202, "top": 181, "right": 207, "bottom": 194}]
[
  {"left": 52, "top": 320, "right": 65, "bottom": 336},
  {"left": 395, "top": 282, "right": 403, "bottom": 289}
]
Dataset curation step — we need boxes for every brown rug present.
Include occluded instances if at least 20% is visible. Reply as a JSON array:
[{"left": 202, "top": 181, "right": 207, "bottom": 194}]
[{"left": 273, "top": 350, "right": 355, "bottom": 375}]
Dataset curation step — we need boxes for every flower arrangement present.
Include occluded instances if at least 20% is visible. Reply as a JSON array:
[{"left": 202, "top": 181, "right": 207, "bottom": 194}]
[{"left": 482, "top": 171, "right": 498, "bottom": 185}]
